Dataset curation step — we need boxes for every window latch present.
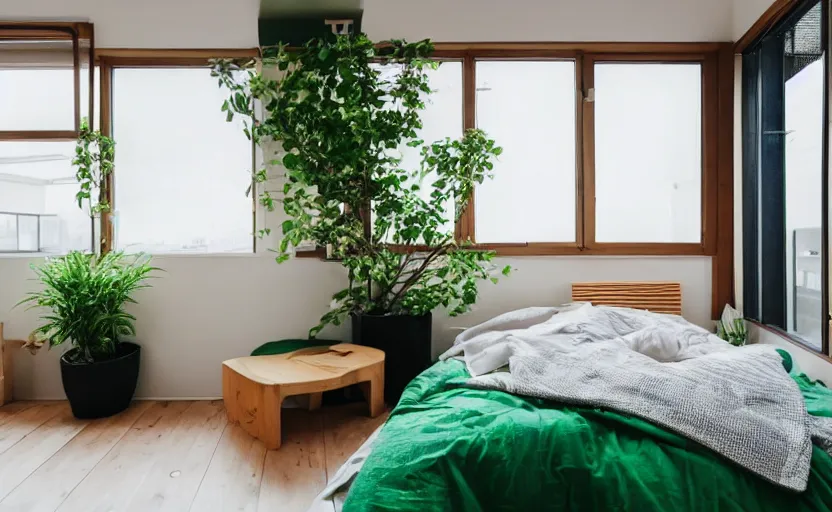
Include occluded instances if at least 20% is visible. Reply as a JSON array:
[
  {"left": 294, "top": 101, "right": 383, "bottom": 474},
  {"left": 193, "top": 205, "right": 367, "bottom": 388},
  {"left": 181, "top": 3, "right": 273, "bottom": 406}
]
[{"left": 584, "top": 88, "right": 595, "bottom": 103}]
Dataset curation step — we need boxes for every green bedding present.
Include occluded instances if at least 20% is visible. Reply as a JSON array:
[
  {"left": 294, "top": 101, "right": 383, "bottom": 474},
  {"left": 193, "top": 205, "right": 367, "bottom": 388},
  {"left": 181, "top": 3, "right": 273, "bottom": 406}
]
[{"left": 344, "top": 354, "right": 832, "bottom": 511}]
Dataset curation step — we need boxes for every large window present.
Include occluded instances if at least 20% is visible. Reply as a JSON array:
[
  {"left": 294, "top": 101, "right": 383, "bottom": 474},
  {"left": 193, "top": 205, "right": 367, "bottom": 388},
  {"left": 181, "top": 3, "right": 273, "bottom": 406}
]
[
  {"left": 475, "top": 60, "right": 577, "bottom": 244},
  {"left": 742, "top": 0, "right": 828, "bottom": 352},
  {"left": 452, "top": 51, "right": 716, "bottom": 255},
  {"left": 594, "top": 62, "right": 702, "bottom": 244},
  {"left": 108, "top": 65, "right": 254, "bottom": 254},
  {"left": 0, "top": 23, "right": 95, "bottom": 254}
]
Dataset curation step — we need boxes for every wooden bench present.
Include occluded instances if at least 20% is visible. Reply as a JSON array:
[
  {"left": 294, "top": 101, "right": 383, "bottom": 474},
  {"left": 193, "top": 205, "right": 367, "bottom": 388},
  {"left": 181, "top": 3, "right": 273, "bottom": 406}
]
[
  {"left": 0, "top": 323, "right": 25, "bottom": 406},
  {"left": 222, "top": 343, "right": 385, "bottom": 450}
]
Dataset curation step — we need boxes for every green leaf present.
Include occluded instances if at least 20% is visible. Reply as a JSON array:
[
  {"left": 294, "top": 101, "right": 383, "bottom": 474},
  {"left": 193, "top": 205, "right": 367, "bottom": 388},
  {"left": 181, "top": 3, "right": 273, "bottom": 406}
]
[
  {"left": 501, "top": 265, "right": 512, "bottom": 276},
  {"left": 318, "top": 48, "right": 330, "bottom": 61},
  {"left": 283, "top": 153, "right": 299, "bottom": 169}
]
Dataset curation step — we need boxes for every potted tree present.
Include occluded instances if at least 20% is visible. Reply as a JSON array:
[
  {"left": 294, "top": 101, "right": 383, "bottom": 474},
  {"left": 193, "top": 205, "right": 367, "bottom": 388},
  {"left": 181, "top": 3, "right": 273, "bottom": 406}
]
[
  {"left": 18, "top": 121, "right": 157, "bottom": 419},
  {"left": 213, "top": 35, "right": 508, "bottom": 402}
]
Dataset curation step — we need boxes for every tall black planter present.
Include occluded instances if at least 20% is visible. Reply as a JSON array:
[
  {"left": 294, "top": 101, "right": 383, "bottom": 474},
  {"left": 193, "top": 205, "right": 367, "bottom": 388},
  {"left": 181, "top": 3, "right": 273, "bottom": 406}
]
[
  {"left": 352, "top": 312, "right": 432, "bottom": 405},
  {"left": 60, "top": 342, "right": 141, "bottom": 419}
]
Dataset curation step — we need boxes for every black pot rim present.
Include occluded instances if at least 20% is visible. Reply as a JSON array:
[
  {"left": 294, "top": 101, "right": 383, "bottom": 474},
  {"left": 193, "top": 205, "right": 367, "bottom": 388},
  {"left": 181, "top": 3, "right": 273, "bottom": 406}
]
[
  {"left": 354, "top": 311, "right": 433, "bottom": 319},
  {"left": 61, "top": 341, "right": 141, "bottom": 367}
]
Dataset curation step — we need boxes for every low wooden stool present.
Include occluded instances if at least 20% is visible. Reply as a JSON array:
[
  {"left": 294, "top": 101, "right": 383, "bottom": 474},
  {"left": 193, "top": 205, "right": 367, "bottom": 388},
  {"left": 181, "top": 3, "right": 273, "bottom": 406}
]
[
  {"left": 0, "top": 323, "right": 25, "bottom": 406},
  {"left": 222, "top": 343, "right": 385, "bottom": 450}
]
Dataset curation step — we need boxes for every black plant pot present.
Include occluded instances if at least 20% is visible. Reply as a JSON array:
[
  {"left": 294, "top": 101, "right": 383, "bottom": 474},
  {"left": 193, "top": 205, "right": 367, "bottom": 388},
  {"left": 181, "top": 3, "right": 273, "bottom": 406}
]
[
  {"left": 352, "top": 312, "right": 432, "bottom": 405},
  {"left": 60, "top": 342, "right": 141, "bottom": 419}
]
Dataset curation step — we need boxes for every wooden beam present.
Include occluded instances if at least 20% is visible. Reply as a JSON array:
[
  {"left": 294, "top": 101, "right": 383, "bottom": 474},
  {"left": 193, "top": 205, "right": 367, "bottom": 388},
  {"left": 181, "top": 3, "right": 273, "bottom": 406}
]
[
  {"left": 735, "top": 0, "right": 801, "bottom": 53},
  {"left": 712, "top": 44, "right": 736, "bottom": 318}
]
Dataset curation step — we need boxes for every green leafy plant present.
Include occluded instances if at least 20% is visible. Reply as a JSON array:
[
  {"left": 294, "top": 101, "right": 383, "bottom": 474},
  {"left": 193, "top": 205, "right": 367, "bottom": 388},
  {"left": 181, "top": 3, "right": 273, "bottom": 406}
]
[
  {"left": 213, "top": 34, "right": 509, "bottom": 337},
  {"left": 18, "top": 251, "right": 157, "bottom": 363},
  {"left": 717, "top": 318, "right": 748, "bottom": 347},
  {"left": 73, "top": 118, "right": 115, "bottom": 254}
]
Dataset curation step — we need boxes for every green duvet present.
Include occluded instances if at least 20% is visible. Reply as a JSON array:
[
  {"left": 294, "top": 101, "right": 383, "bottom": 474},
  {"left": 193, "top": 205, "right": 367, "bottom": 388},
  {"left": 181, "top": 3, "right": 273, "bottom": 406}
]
[{"left": 344, "top": 354, "right": 832, "bottom": 511}]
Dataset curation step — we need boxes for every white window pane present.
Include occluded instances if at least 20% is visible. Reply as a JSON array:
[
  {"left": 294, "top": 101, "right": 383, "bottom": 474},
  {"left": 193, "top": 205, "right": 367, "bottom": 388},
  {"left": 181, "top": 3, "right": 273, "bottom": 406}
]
[
  {"left": 402, "top": 61, "right": 462, "bottom": 235},
  {"left": 18, "top": 215, "right": 38, "bottom": 251},
  {"left": 0, "top": 214, "right": 17, "bottom": 251},
  {"left": 785, "top": 52, "right": 824, "bottom": 348},
  {"left": 113, "top": 68, "right": 252, "bottom": 254},
  {"left": 0, "top": 38, "right": 76, "bottom": 131},
  {"left": 475, "top": 61, "right": 577, "bottom": 243},
  {"left": 0, "top": 141, "right": 92, "bottom": 254},
  {"left": 372, "top": 61, "right": 462, "bottom": 242},
  {"left": 594, "top": 63, "right": 702, "bottom": 243}
]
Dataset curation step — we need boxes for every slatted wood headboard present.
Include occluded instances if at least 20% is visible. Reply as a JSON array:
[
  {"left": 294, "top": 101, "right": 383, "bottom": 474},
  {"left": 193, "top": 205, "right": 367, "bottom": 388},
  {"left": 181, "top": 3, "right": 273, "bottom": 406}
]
[{"left": 571, "top": 282, "right": 682, "bottom": 316}]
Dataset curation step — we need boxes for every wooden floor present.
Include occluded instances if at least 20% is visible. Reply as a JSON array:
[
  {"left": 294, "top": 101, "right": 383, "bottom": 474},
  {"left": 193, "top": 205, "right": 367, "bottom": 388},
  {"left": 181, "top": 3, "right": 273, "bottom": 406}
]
[{"left": 0, "top": 400, "right": 387, "bottom": 512}]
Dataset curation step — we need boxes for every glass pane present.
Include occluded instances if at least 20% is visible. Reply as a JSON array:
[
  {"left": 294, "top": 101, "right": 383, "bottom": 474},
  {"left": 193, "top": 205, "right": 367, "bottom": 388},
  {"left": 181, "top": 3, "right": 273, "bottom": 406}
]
[
  {"left": 475, "top": 61, "right": 577, "bottom": 243},
  {"left": 18, "top": 215, "right": 38, "bottom": 251},
  {"left": 113, "top": 68, "right": 252, "bottom": 254},
  {"left": 594, "top": 63, "right": 702, "bottom": 243},
  {"left": 784, "top": 2, "right": 823, "bottom": 349},
  {"left": 0, "top": 214, "right": 17, "bottom": 251},
  {"left": 0, "top": 141, "right": 92, "bottom": 253},
  {"left": 372, "top": 61, "right": 462, "bottom": 242},
  {"left": 0, "top": 38, "right": 76, "bottom": 131}
]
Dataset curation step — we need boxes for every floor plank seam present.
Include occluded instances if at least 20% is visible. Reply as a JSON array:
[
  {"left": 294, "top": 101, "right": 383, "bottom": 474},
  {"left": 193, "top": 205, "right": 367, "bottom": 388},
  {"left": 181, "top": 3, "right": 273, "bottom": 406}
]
[
  {"left": 253, "top": 430, "right": 269, "bottom": 512},
  {"left": 0, "top": 404, "right": 65, "bottom": 458},
  {"left": 44, "top": 401, "right": 153, "bottom": 512},
  {"left": 187, "top": 420, "right": 231, "bottom": 512},
  {"left": 0, "top": 411, "right": 89, "bottom": 504}
]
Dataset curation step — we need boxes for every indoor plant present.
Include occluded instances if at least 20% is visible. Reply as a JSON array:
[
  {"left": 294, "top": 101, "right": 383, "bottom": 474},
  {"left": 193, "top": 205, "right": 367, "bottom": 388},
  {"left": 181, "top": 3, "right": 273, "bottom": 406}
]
[
  {"left": 19, "top": 251, "right": 155, "bottom": 418},
  {"left": 18, "top": 120, "right": 156, "bottom": 418},
  {"left": 213, "top": 35, "right": 508, "bottom": 401}
]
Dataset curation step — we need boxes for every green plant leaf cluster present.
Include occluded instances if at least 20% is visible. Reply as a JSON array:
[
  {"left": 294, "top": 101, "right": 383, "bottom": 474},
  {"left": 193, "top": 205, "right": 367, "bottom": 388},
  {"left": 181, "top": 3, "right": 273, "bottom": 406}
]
[
  {"left": 716, "top": 317, "right": 748, "bottom": 347},
  {"left": 212, "top": 34, "right": 511, "bottom": 338},
  {"left": 18, "top": 251, "right": 158, "bottom": 363},
  {"left": 73, "top": 118, "right": 115, "bottom": 216}
]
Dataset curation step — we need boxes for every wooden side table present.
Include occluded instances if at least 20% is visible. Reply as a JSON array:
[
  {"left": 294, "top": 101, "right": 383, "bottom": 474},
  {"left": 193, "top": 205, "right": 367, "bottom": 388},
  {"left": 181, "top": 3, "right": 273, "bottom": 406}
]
[{"left": 222, "top": 343, "right": 385, "bottom": 450}]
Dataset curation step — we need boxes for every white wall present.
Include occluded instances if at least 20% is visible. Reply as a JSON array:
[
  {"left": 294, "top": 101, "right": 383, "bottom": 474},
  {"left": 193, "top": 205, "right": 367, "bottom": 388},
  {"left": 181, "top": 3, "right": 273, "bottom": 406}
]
[
  {"left": 1, "top": 0, "right": 735, "bottom": 47},
  {"left": 751, "top": 324, "right": 832, "bottom": 383},
  {"left": 364, "top": 0, "right": 733, "bottom": 42},
  {"left": 0, "top": 0, "right": 261, "bottom": 49},
  {"left": 1, "top": 255, "right": 712, "bottom": 399},
  {"left": 732, "top": 0, "right": 775, "bottom": 40},
  {"left": 1, "top": 0, "right": 724, "bottom": 399}
]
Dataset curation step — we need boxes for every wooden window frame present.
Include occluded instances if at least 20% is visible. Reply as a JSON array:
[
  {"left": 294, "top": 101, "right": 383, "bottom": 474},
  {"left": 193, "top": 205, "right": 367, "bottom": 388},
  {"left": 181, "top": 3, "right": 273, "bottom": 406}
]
[
  {"left": 97, "top": 49, "right": 260, "bottom": 254},
  {"left": 0, "top": 22, "right": 95, "bottom": 141},
  {"left": 96, "top": 45, "right": 734, "bottom": 318},
  {"left": 447, "top": 44, "right": 730, "bottom": 259}
]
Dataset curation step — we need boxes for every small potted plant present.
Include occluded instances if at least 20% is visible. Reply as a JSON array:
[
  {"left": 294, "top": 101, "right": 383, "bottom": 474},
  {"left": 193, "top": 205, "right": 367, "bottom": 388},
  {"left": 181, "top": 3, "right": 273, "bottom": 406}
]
[
  {"left": 18, "top": 119, "right": 158, "bottom": 419},
  {"left": 214, "top": 35, "right": 508, "bottom": 402},
  {"left": 19, "top": 251, "right": 156, "bottom": 418}
]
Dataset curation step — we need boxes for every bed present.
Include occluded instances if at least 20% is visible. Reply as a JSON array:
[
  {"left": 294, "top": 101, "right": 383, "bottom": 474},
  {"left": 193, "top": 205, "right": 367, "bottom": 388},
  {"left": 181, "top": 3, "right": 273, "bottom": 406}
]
[{"left": 328, "top": 283, "right": 832, "bottom": 511}]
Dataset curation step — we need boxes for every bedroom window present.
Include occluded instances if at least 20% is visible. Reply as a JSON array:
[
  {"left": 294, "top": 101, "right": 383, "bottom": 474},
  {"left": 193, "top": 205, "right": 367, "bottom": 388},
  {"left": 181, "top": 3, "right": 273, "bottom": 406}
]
[
  {"left": 592, "top": 62, "right": 702, "bottom": 244},
  {"left": 474, "top": 60, "right": 577, "bottom": 244},
  {"left": 106, "top": 63, "right": 255, "bottom": 254},
  {"left": 742, "top": 0, "right": 829, "bottom": 353},
  {"left": 0, "top": 22, "right": 95, "bottom": 254},
  {"left": 450, "top": 48, "right": 723, "bottom": 257}
]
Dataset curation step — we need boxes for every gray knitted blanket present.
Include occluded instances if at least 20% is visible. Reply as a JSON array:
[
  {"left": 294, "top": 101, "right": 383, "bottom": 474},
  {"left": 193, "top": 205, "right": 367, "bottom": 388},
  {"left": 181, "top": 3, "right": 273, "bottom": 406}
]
[{"left": 441, "top": 304, "right": 826, "bottom": 492}]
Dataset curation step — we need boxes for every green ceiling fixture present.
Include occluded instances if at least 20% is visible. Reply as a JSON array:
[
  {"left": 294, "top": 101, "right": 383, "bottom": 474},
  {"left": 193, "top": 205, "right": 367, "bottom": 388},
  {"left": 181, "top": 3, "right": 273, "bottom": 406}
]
[{"left": 258, "top": 0, "right": 363, "bottom": 47}]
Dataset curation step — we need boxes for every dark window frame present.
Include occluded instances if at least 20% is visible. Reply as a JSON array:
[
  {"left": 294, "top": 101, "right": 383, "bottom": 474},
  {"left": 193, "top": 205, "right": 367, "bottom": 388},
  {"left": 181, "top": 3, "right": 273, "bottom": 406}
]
[{"left": 742, "top": 0, "right": 830, "bottom": 354}]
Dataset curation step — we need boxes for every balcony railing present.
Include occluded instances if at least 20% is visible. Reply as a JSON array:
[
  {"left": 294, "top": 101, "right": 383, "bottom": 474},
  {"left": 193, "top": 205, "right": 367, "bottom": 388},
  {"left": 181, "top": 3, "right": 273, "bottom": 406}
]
[{"left": 0, "top": 211, "right": 60, "bottom": 253}]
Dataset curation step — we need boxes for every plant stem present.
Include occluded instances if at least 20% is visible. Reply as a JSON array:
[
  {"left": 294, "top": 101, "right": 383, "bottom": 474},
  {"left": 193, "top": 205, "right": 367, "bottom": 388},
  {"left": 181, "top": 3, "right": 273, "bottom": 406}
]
[{"left": 388, "top": 244, "right": 448, "bottom": 309}]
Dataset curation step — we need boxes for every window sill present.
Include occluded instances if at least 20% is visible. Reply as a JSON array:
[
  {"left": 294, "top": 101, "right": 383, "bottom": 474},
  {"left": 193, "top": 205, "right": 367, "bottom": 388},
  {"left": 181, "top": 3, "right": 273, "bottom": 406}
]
[
  {"left": 293, "top": 243, "right": 710, "bottom": 259},
  {"left": 749, "top": 320, "right": 831, "bottom": 363}
]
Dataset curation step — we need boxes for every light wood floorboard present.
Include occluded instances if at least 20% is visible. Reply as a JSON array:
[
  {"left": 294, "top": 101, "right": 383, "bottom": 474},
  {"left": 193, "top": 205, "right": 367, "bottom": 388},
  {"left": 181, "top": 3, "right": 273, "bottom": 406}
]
[{"left": 0, "top": 400, "right": 387, "bottom": 512}]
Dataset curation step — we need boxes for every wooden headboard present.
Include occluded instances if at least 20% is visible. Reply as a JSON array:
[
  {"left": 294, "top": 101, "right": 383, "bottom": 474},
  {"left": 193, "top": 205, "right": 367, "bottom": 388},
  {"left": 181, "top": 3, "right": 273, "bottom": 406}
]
[{"left": 571, "top": 282, "right": 682, "bottom": 316}]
